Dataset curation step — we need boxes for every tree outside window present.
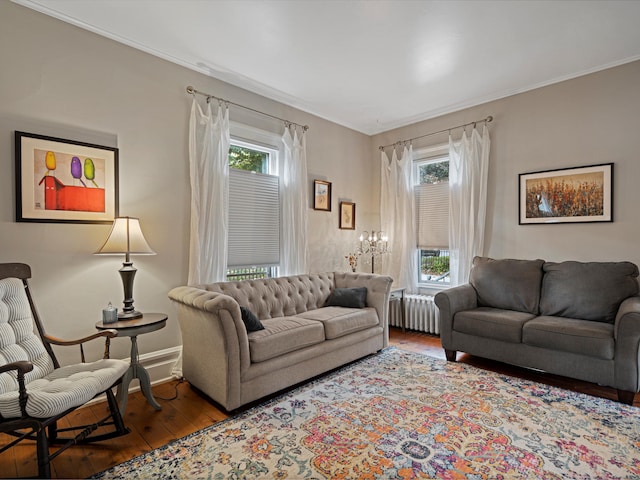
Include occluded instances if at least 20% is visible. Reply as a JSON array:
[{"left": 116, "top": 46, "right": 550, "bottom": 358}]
[{"left": 228, "top": 145, "right": 268, "bottom": 173}]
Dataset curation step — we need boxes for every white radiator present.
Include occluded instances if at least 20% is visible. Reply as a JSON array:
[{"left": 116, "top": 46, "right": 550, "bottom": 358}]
[{"left": 389, "top": 294, "right": 440, "bottom": 334}]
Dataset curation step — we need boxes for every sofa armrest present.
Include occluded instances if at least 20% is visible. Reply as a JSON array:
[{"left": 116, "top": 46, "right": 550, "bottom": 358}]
[
  {"left": 169, "top": 285, "right": 239, "bottom": 313},
  {"left": 613, "top": 295, "right": 640, "bottom": 392},
  {"left": 334, "top": 272, "right": 393, "bottom": 347},
  {"left": 168, "top": 286, "right": 250, "bottom": 408},
  {"left": 434, "top": 284, "right": 478, "bottom": 349}
]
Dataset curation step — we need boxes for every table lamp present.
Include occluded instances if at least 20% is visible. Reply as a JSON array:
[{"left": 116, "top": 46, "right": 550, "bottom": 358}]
[{"left": 95, "top": 216, "right": 155, "bottom": 319}]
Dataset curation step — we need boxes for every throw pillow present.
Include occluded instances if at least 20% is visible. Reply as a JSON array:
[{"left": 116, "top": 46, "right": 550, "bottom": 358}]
[
  {"left": 240, "top": 306, "right": 264, "bottom": 332},
  {"left": 326, "top": 287, "right": 367, "bottom": 308}
]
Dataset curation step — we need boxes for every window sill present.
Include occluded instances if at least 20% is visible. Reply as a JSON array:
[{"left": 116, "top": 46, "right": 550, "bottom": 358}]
[{"left": 417, "top": 283, "right": 450, "bottom": 296}]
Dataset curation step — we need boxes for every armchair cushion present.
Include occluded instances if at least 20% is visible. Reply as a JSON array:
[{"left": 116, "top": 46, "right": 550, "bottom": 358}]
[
  {"left": 540, "top": 261, "right": 639, "bottom": 323},
  {"left": 0, "top": 358, "right": 128, "bottom": 418},
  {"left": 0, "top": 278, "right": 55, "bottom": 386}
]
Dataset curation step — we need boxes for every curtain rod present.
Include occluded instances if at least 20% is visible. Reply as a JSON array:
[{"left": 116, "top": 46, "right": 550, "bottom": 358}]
[
  {"left": 378, "top": 115, "right": 493, "bottom": 151},
  {"left": 186, "top": 86, "right": 309, "bottom": 132}
]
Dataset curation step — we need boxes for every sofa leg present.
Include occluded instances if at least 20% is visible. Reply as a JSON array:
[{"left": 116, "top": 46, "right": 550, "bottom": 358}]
[
  {"left": 444, "top": 349, "right": 457, "bottom": 362},
  {"left": 617, "top": 389, "right": 636, "bottom": 405}
]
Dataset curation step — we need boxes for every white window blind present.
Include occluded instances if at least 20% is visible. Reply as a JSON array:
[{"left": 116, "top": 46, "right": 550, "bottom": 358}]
[
  {"left": 228, "top": 168, "right": 280, "bottom": 267},
  {"left": 416, "top": 182, "right": 449, "bottom": 249}
]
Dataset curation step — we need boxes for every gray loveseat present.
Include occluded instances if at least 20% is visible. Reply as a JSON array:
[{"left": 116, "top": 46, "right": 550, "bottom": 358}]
[
  {"left": 168, "top": 272, "right": 392, "bottom": 411},
  {"left": 435, "top": 257, "right": 640, "bottom": 404}
]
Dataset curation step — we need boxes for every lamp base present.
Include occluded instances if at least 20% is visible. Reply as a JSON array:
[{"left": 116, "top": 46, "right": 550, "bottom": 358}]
[
  {"left": 118, "top": 262, "right": 142, "bottom": 320},
  {"left": 118, "top": 310, "right": 143, "bottom": 320}
]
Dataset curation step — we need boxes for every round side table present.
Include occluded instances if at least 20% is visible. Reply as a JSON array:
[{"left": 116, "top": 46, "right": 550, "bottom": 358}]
[{"left": 96, "top": 312, "right": 167, "bottom": 414}]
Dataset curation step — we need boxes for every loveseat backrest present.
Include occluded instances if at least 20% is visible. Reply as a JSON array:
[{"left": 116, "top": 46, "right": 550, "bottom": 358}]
[
  {"left": 468, "top": 257, "right": 640, "bottom": 323},
  {"left": 469, "top": 257, "right": 545, "bottom": 314},
  {"left": 539, "top": 261, "right": 639, "bottom": 323},
  {"left": 200, "top": 273, "right": 335, "bottom": 319}
]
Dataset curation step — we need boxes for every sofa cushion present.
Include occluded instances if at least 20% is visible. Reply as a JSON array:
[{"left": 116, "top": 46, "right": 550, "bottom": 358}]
[
  {"left": 325, "top": 287, "right": 367, "bottom": 308},
  {"left": 454, "top": 307, "right": 536, "bottom": 343},
  {"left": 297, "top": 306, "right": 378, "bottom": 339},
  {"left": 523, "top": 316, "right": 615, "bottom": 359},
  {"left": 539, "top": 261, "right": 639, "bottom": 323},
  {"left": 248, "top": 317, "right": 325, "bottom": 363},
  {"left": 469, "top": 257, "right": 545, "bottom": 314}
]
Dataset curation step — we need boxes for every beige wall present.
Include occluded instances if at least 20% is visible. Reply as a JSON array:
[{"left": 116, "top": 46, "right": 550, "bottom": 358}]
[
  {"left": 0, "top": 3, "right": 373, "bottom": 367},
  {"left": 2, "top": 2, "right": 639, "bottom": 374},
  {"left": 372, "top": 60, "right": 640, "bottom": 268}
]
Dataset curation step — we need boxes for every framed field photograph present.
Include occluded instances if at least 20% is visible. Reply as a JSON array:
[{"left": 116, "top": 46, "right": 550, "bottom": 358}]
[
  {"left": 15, "top": 131, "right": 119, "bottom": 224},
  {"left": 339, "top": 201, "right": 356, "bottom": 230},
  {"left": 313, "top": 179, "right": 331, "bottom": 211},
  {"left": 519, "top": 163, "right": 613, "bottom": 224}
]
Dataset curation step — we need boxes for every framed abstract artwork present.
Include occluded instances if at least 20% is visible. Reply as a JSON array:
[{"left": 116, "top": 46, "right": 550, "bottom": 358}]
[
  {"left": 15, "top": 131, "right": 119, "bottom": 224},
  {"left": 519, "top": 163, "right": 613, "bottom": 224},
  {"left": 339, "top": 201, "right": 356, "bottom": 230},
  {"left": 313, "top": 179, "right": 331, "bottom": 211}
]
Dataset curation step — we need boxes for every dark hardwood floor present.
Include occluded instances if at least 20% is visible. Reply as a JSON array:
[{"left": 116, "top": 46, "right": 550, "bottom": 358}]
[{"left": 2, "top": 328, "right": 637, "bottom": 478}]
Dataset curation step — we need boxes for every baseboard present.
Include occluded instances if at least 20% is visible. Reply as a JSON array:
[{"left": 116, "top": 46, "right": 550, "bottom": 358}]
[
  {"left": 136, "top": 345, "right": 183, "bottom": 386},
  {"left": 86, "top": 345, "right": 182, "bottom": 407}
]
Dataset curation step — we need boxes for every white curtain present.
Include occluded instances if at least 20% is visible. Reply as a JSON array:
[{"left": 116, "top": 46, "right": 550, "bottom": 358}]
[
  {"left": 187, "top": 98, "right": 230, "bottom": 285},
  {"left": 448, "top": 125, "right": 490, "bottom": 286},
  {"left": 280, "top": 127, "right": 308, "bottom": 275},
  {"left": 380, "top": 145, "right": 418, "bottom": 292}
]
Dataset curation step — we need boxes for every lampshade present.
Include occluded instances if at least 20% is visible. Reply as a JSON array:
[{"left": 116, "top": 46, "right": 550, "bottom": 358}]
[{"left": 95, "top": 217, "right": 155, "bottom": 256}]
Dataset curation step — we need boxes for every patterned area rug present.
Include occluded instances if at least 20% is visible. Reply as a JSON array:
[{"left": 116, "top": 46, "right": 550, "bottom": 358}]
[{"left": 94, "top": 348, "right": 640, "bottom": 479}]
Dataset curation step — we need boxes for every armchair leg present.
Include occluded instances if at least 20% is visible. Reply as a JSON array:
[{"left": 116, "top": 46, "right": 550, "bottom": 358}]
[
  {"left": 36, "top": 428, "right": 51, "bottom": 479},
  {"left": 47, "top": 421, "right": 58, "bottom": 443},
  {"left": 106, "top": 387, "right": 127, "bottom": 435},
  {"left": 617, "top": 389, "right": 636, "bottom": 405},
  {"left": 444, "top": 349, "right": 457, "bottom": 362}
]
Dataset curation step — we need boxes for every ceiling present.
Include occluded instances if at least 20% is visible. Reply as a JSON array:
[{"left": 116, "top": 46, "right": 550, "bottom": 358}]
[{"left": 15, "top": 0, "right": 640, "bottom": 135}]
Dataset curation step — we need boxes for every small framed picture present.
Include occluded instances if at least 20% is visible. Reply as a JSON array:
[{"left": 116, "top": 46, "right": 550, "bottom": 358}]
[
  {"left": 15, "top": 131, "right": 119, "bottom": 224},
  {"left": 313, "top": 179, "right": 331, "bottom": 211},
  {"left": 519, "top": 163, "right": 613, "bottom": 224},
  {"left": 339, "top": 202, "right": 356, "bottom": 230}
]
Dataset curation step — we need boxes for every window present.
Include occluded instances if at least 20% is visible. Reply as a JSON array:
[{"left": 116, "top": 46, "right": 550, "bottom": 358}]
[
  {"left": 226, "top": 126, "right": 282, "bottom": 281},
  {"left": 414, "top": 146, "right": 450, "bottom": 285}
]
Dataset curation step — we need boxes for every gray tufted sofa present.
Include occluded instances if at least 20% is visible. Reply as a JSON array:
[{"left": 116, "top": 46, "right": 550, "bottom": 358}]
[
  {"left": 168, "top": 272, "right": 392, "bottom": 411},
  {"left": 435, "top": 257, "right": 640, "bottom": 404}
]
